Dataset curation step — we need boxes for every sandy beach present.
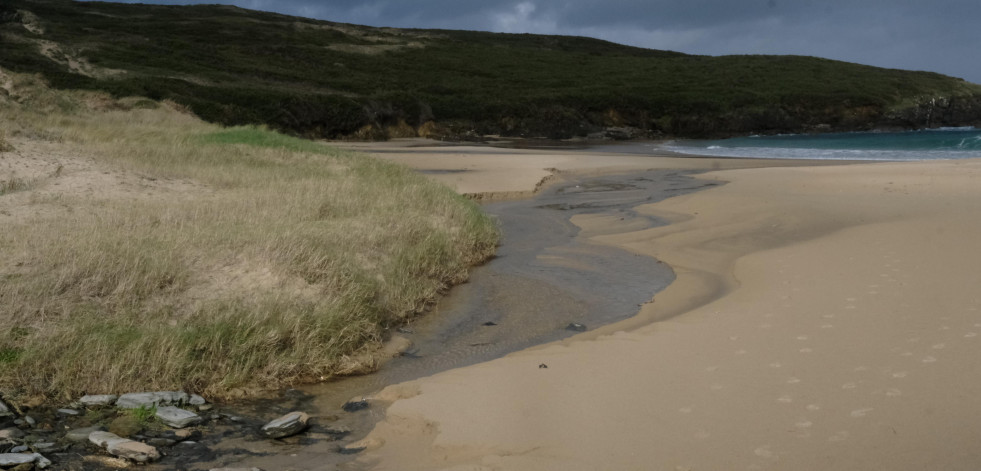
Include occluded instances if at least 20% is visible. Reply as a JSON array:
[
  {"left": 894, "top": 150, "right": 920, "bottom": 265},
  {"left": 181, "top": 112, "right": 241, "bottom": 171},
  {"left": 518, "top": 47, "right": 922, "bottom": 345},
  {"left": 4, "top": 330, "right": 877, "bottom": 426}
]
[{"left": 338, "top": 141, "right": 981, "bottom": 471}]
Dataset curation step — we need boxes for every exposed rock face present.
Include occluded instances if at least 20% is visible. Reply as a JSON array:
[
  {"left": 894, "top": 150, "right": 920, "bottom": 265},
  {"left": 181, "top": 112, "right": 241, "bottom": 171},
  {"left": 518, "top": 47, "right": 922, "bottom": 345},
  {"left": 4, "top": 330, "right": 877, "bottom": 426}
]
[
  {"left": 89, "top": 431, "right": 161, "bottom": 463},
  {"left": 260, "top": 411, "right": 309, "bottom": 439},
  {"left": 155, "top": 406, "right": 203, "bottom": 428},
  {"left": 116, "top": 391, "right": 190, "bottom": 409}
]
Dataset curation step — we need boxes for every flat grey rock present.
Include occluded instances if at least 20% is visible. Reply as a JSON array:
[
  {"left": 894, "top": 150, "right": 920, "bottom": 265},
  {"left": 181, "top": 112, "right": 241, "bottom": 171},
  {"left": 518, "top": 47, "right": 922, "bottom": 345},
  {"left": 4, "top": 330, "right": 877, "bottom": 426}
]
[
  {"left": 155, "top": 406, "right": 202, "bottom": 429},
  {"left": 56, "top": 408, "right": 80, "bottom": 416},
  {"left": 0, "top": 399, "right": 12, "bottom": 417},
  {"left": 260, "top": 411, "right": 309, "bottom": 439},
  {"left": 0, "top": 452, "right": 52, "bottom": 469},
  {"left": 116, "top": 391, "right": 189, "bottom": 409},
  {"left": 209, "top": 468, "right": 264, "bottom": 471},
  {"left": 89, "top": 431, "right": 160, "bottom": 463},
  {"left": 189, "top": 394, "right": 207, "bottom": 406},
  {"left": 66, "top": 426, "right": 105, "bottom": 442},
  {"left": 9, "top": 445, "right": 28, "bottom": 453},
  {"left": 80, "top": 394, "right": 118, "bottom": 407}
]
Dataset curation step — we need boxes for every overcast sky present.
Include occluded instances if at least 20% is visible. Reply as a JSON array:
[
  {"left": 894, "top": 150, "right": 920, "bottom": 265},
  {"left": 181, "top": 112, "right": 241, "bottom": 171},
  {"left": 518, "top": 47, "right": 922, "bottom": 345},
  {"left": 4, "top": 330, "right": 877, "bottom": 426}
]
[{"left": 102, "top": 0, "right": 981, "bottom": 84}]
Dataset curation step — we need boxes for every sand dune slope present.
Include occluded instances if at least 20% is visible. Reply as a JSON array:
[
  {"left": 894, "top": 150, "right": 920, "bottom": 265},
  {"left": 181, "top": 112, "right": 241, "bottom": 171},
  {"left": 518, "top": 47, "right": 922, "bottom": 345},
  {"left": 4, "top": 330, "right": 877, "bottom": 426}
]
[{"left": 357, "top": 158, "right": 981, "bottom": 471}]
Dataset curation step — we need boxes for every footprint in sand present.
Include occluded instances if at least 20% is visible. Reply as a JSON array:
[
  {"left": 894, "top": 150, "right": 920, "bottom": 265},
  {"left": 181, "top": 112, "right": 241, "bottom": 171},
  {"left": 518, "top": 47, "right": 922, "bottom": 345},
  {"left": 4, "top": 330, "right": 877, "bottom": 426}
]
[
  {"left": 842, "top": 382, "right": 858, "bottom": 390},
  {"left": 885, "top": 388, "right": 902, "bottom": 397},
  {"left": 796, "top": 335, "right": 809, "bottom": 341},
  {"left": 821, "top": 324, "right": 835, "bottom": 329},
  {"left": 769, "top": 362, "right": 783, "bottom": 368},
  {"left": 854, "top": 366, "right": 869, "bottom": 372},
  {"left": 892, "top": 371, "right": 908, "bottom": 378},
  {"left": 932, "top": 343, "right": 946, "bottom": 350},
  {"left": 679, "top": 407, "right": 693, "bottom": 414},
  {"left": 694, "top": 430, "right": 711, "bottom": 440},
  {"left": 850, "top": 408, "right": 874, "bottom": 418},
  {"left": 965, "top": 332, "right": 977, "bottom": 338},
  {"left": 778, "top": 395, "right": 793, "bottom": 403},
  {"left": 922, "top": 356, "right": 938, "bottom": 363},
  {"left": 829, "top": 431, "right": 851, "bottom": 442},
  {"left": 787, "top": 377, "right": 802, "bottom": 384},
  {"left": 806, "top": 404, "right": 821, "bottom": 411},
  {"left": 799, "top": 348, "right": 813, "bottom": 353}
]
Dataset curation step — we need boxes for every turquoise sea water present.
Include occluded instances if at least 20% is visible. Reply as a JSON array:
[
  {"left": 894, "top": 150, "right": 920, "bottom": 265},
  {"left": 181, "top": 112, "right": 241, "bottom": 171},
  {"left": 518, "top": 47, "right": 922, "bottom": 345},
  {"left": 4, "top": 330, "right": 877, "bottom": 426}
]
[{"left": 662, "top": 128, "right": 981, "bottom": 161}]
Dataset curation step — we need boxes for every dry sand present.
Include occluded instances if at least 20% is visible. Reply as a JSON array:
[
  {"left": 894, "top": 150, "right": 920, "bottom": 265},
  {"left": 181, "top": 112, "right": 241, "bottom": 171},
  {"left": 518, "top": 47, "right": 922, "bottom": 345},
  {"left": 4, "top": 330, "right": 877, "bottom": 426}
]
[{"left": 342, "top": 141, "right": 981, "bottom": 471}]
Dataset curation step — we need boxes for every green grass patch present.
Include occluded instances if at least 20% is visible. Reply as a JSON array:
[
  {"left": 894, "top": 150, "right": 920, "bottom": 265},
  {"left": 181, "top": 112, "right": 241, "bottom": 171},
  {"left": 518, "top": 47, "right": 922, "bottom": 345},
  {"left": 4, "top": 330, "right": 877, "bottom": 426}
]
[
  {"left": 0, "top": 72, "right": 499, "bottom": 399},
  {"left": 196, "top": 126, "right": 334, "bottom": 154}
]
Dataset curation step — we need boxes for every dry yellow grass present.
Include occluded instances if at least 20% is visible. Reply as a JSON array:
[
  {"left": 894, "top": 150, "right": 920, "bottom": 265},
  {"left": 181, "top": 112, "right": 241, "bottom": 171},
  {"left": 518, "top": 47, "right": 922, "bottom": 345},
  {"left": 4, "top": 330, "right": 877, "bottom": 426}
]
[{"left": 0, "top": 72, "right": 498, "bottom": 400}]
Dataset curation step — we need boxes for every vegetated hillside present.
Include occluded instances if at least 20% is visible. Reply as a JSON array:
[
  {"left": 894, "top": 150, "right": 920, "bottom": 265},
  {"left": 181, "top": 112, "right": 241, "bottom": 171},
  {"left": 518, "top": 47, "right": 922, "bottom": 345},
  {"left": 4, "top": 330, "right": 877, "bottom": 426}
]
[{"left": 2, "top": 0, "right": 980, "bottom": 140}]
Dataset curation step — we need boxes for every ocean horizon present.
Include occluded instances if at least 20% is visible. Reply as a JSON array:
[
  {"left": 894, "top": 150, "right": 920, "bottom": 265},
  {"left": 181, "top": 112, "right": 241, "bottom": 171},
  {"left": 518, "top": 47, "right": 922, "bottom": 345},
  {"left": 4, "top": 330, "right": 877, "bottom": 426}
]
[{"left": 660, "top": 127, "right": 981, "bottom": 161}]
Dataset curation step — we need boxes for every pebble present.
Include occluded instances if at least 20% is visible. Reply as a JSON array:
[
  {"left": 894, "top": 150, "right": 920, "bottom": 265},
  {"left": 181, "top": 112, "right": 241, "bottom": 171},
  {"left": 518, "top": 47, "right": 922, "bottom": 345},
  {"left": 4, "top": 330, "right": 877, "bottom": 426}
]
[
  {"left": 260, "top": 411, "right": 310, "bottom": 439},
  {"left": 342, "top": 398, "right": 369, "bottom": 413},
  {"left": 155, "top": 406, "right": 203, "bottom": 429},
  {"left": 66, "top": 426, "right": 105, "bottom": 442},
  {"left": 56, "top": 408, "right": 81, "bottom": 416},
  {"left": 565, "top": 322, "right": 587, "bottom": 332}
]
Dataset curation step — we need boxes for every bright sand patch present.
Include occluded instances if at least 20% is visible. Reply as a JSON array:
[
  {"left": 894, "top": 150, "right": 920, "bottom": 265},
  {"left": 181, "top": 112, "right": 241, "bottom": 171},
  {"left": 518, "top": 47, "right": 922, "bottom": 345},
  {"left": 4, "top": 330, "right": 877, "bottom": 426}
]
[{"left": 355, "top": 155, "right": 981, "bottom": 470}]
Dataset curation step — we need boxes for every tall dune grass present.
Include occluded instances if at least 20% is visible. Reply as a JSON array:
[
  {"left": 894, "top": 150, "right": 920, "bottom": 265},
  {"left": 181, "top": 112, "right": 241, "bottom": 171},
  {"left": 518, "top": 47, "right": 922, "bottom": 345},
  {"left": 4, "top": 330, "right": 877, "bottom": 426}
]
[{"left": 0, "top": 73, "right": 498, "bottom": 399}]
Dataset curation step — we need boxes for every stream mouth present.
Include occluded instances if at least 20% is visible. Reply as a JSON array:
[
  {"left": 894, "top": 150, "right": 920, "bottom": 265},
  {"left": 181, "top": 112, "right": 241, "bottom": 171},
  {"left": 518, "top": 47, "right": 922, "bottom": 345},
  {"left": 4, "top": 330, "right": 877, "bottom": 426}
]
[
  {"left": 194, "top": 168, "right": 720, "bottom": 470},
  {"left": 304, "top": 170, "right": 718, "bottom": 402}
]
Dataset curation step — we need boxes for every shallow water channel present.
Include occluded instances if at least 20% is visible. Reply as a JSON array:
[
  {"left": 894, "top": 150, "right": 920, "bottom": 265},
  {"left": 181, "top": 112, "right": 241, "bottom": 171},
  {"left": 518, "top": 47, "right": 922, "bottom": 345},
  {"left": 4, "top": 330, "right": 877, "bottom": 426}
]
[{"left": 197, "top": 168, "right": 721, "bottom": 469}]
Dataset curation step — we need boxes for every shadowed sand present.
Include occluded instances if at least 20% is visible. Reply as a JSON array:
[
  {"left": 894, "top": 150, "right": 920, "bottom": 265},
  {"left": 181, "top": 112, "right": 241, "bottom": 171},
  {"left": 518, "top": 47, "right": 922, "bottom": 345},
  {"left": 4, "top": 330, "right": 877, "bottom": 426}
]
[{"left": 340, "top": 142, "right": 981, "bottom": 471}]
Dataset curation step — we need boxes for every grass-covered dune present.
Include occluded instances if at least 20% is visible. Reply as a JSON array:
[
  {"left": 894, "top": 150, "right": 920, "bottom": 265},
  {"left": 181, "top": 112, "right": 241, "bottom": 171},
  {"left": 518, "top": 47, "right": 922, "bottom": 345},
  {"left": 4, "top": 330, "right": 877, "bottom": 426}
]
[
  {"left": 0, "top": 71, "right": 498, "bottom": 400},
  {"left": 2, "top": 0, "right": 980, "bottom": 140}
]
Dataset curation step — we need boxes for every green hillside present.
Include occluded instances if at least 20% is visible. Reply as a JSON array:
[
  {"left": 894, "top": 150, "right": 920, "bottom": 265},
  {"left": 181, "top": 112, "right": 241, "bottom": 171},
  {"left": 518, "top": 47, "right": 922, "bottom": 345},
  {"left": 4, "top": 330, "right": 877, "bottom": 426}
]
[{"left": 2, "top": 0, "right": 980, "bottom": 139}]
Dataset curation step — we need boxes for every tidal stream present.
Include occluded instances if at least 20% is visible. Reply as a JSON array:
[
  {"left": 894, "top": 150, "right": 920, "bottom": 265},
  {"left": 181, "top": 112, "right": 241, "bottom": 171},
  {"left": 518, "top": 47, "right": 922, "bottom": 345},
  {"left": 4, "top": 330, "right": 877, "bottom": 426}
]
[{"left": 198, "top": 167, "right": 722, "bottom": 470}]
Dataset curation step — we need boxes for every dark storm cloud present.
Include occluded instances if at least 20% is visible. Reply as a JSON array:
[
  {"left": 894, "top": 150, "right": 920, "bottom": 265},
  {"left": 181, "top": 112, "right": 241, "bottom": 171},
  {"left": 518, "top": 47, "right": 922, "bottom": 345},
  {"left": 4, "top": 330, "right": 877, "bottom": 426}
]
[{"left": 94, "top": 0, "right": 981, "bottom": 83}]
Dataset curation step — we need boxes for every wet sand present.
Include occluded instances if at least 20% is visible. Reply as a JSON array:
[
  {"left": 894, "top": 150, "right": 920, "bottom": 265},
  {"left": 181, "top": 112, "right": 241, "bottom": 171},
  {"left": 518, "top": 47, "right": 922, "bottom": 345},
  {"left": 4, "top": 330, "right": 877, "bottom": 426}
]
[{"left": 344, "top": 143, "right": 981, "bottom": 471}]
